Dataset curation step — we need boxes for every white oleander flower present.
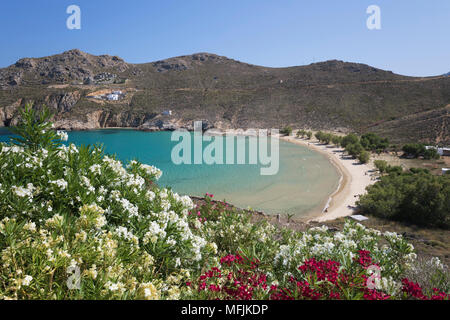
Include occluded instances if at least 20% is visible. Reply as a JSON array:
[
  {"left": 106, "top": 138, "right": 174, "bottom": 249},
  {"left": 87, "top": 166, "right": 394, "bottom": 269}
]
[
  {"left": 89, "top": 164, "right": 102, "bottom": 175},
  {"left": 49, "top": 179, "right": 68, "bottom": 191},
  {"left": 140, "top": 164, "right": 162, "bottom": 180},
  {"left": 22, "top": 275, "right": 33, "bottom": 286},
  {"left": 12, "top": 183, "right": 35, "bottom": 198},
  {"left": 56, "top": 130, "right": 68, "bottom": 141}
]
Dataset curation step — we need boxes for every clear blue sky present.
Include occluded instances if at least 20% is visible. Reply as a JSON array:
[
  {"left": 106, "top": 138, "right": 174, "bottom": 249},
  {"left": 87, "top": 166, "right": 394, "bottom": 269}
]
[{"left": 0, "top": 0, "right": 448, "bottom": 76}]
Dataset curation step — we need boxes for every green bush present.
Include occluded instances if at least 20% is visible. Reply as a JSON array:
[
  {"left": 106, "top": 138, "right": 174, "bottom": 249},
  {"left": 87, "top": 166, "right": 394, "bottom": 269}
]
[
  {"left": 360, "top": 133, "right": 389, "bottom": 153},
  {"left": 314, "top": 131, "right": 325, "bottom": 142},
  {"left": 402, "top": 144, "right": 440, "bottom": 160},
  {"left": 345, "top": 142, "right": 364, "bottom": 158},
  {"left": 357, "top": 171, "right": 450, "bottom": 229},
  {"left": 374, "top": 160, "right": 389, "bottom": 173},
  {"left": 423, "top": 148, "right": 440, "bottom": 160},
  {"left": 296, "top": 129, "right": 306, "bottom": 138},
  {"left": 0, "top": 105, "right": 216, "bottom": 299},
  {"left": 358, "top": 150, "right": 370, "bottom": 164},
  {"left": 280, "top": 126, "right": 292, "bottom": 136},
  {"left": 402, "top": 143, "right": 426, "bottom": 158},
  {"left": 331, "top": 135, "right": 342, "bottom": 147},
  {"left": 341, "top": 133, "right": 359, "bottom": 148}
]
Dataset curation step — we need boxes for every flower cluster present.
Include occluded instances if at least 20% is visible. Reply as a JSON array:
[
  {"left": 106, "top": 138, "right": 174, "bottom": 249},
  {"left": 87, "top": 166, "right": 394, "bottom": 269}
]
[
  {"left": 187, "top": 253, "right": 269, "bottom": 300},
  {"left": 401, "top": 278, "right": 449, "bottom": 300},
  {"left": 0, "top": 108, "right": 215, "bottom": 299},
  {"left": 274, "top": 221, "right": 416, "bottom": 279}
]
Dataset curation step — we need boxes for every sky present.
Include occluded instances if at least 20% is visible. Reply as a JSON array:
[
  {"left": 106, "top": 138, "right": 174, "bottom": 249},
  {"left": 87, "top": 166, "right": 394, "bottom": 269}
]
[{"left": 0, "top": 0, "right": 449, "bottom": 76}]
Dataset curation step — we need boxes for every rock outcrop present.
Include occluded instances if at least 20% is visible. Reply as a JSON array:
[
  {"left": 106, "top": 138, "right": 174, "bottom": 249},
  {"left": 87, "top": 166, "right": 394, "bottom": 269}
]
[
  {"left": 0, "top": 49, "right": 130, "bottom": 87},
  {"left": 44, "top": 91, "right": 81, "bottom": 113},
  {"left": 0, "top": 100, "right": 23, "bottom": 127},
  {"left": 138, "top": 117, "right": 213, "bottom": 131}
]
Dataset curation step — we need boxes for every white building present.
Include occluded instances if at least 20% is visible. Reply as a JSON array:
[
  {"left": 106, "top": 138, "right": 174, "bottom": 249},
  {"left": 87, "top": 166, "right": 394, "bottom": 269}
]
[
  {"left": 162, "top": 110, "right": 172, "bottom": 116},
  {"left": 106, "top": 94, "right": 119, "bottom": 101},
  {"left": 442, "top": 168, "right": 450, "bottom": 175},
  {"left": 441, "top": 148, "right": 450, "bottom": 157},
  {"left": 425, "top": 146, "right": 450, "bottom": 156}
]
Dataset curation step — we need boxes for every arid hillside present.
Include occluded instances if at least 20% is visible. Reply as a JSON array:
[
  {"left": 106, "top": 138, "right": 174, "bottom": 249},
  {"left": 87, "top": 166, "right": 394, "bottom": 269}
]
[{"left": 0, "top": 49, "right": 449, "bottom": 144}]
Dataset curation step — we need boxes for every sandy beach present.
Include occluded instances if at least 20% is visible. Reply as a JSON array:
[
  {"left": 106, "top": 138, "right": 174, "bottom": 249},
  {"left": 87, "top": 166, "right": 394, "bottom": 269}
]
[
  {"left": 205, "top": 128, "right": 377, "bottom": 222},
  {"left": 279, "top": 135, "right": 376, "bottom": 222}
]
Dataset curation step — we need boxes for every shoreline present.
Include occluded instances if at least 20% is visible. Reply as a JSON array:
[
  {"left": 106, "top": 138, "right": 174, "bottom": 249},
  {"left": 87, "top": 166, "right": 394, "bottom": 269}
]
[
  {"left": 279, "top": 135, "right": 376, "bottom": 222},
  {"left": 1, "top": 125, "right": 376, "bottom": 222},
  {"left": 201, "top": 128, "right": 375, "bottom": 222}
]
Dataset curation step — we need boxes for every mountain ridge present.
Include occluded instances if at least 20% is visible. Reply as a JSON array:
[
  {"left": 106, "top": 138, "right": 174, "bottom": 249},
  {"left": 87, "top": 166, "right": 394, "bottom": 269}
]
[{"left": 0, "top": 49, "right": 449, "bottom": 144}]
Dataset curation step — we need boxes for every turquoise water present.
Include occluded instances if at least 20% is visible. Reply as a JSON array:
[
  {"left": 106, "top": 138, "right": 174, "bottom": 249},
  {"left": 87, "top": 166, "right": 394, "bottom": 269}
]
[{"left": 0, "top": 128, "right": 340, "bottom": 219}]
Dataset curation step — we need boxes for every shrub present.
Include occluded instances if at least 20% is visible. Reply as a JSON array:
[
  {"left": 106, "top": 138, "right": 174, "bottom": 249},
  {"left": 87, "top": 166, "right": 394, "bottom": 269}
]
[
  {"left": 345, "top": 142, "right": 364, "bottom": 158},
  {"left": 331, "top": 135, "right": 342, "bottom": 147},
  {"left": 357, "top": 171, "right": 450, "bottom": 228},
  {"left": 402, "top": 143, "right": 426, "bottom": 158},
  {"left": 358, "top": 150, "right": 370, "bottom": 164},
  {"left": 280, "top": 126, "right": 293, "bottom": 136},
  {"left": 423, "top": 148, "right": 440, "bottom": 160},
  {"left": 315, "top": 131, "right": 333, "bottom": 144},
  {"left": 296, "top": 130, "right": 306, "bottom": 138},
  {"left": 360, "top": 133, "right": 389, "bottom": 153},
  {"left": 315, "top": 131, "right": 325, "bottom": 142},
  {"left": 374, "top": 160, "right": 389, "bottom": 173},
  {"left": 386, "top": 165, "right": 404, "bottom": 175},
  {"left": 402, "top": 144, "right": 440, "bottom": 160},
  {"left": 0, "top": 105, "right": 216, "bottom": 299},
  {"left": 341, "top": 133, "right": 359, "bottom": 148}
]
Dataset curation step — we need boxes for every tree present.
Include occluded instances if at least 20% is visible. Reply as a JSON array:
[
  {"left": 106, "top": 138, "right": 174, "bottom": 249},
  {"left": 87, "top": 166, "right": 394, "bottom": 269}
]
[
  {"left": 360, "top": 133, "right": 389, "bottom": 153},
  {"left": 386, "top": 165, "right": 403, "bottom": 175},
  {"left": 331, "top": 135, "right": 342, "bottom": 147},
  {"left": 423, "top": 148, "right": 440, "bottom": 160},
  {"left": 402, "top": 143, "right": 426, "bottom": 158},
  {"left": 357, "top": 171, "right": 450, "bottom": 228},
  {"left": 341, "top": 133, "right": 359, "bottom": 148},
  {"left": 10, "top": 104, "right": 61, "bottom": 152},
  {"left": 306, "top": 131, "right": 312, "bottom": 140},
  {"left": 358, "top": 150, "right": 370, "bottom": 164},
  {"left": 345, "top": 142, "right": 364, "bottom": 158},
  {"left": 280, "top": 126, "right": 292, "bottom": 136},
  {"left": 374, "top": 160, "right": 388, "bottom": 173},
  {"left": 296, "top": 129, "right": 306, "bottom": 138},
  {"left": 315, "top": 131, "right": 325, "bottom": 142}
]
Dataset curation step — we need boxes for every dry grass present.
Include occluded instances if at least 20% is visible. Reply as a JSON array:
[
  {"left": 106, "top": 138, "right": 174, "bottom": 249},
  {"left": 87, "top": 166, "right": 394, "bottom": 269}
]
[{"left": 372, "top": 152, "right": 449, "bottom": 175}]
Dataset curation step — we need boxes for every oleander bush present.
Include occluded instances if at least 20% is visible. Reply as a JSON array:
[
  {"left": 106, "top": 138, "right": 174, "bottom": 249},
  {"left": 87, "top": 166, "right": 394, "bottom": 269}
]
[{"left": 0, "top": 105, "right": 448, "bottom": 300}]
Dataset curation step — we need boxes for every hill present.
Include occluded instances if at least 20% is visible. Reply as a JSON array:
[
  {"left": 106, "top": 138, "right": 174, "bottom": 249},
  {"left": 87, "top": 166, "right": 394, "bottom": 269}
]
[{"left": 0, "top": 49, "right": 449, "bottom": 144}]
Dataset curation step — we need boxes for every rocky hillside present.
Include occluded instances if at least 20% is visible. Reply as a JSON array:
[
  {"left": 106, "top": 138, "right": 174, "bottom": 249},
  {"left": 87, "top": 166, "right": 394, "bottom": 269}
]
[{"left": 0, "top": 49, "right": 449, "bottom": 144}]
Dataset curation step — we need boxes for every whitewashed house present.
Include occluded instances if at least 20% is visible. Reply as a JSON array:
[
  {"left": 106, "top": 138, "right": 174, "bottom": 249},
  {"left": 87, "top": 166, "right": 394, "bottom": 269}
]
[
  {"left": 162, "top": 110, "right": 172, "bottom": 116},
  {"left": 441, "top": 148, "right": 450, "bottom": 157},
  {"left": 425, "top": 146, "right": 450, "bottom": 156},
  {"left": 106, "top": 93, "right": 119, "bottom": 101}
]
